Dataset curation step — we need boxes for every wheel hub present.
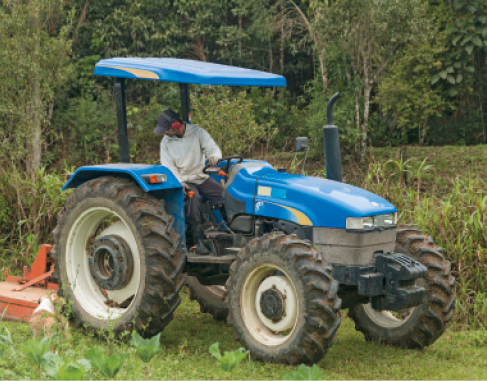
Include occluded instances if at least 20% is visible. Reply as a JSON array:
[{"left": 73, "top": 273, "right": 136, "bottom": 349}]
[
  {"left": 89, "top": 234, "right": 133, "bottom": 291},
  {"left": 259, "top": 288, "right": 285, "bottom": 321}
]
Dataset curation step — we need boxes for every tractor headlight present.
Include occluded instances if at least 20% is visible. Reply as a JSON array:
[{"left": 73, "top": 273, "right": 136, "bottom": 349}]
[
  {"left": 383, "top": 213, "right": 397, "bottom": 226},
  {"left": 346, "top": 213, "right": 397, "bottom": 230},
  {"left": 346, "top": 216, "right": 374, "bottom": 230}
]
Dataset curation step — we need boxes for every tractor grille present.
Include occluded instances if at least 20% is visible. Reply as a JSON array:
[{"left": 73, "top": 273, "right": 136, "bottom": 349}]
[{"left": 312, "top": 227, "right": 397, "bottom": 266}]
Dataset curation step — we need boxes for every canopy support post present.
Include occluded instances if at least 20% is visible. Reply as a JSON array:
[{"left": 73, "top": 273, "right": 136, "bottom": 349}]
[
  {"left": 179, "top": 83, "right": 191, "bottom": 123},
  {"left": 115, "top": 78, "right": 130, "bottom": 163}
]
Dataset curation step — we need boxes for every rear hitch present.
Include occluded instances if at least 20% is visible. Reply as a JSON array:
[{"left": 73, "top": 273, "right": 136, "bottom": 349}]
[{"left": 333, "top": 252, "right": 428, "bottom": 310}]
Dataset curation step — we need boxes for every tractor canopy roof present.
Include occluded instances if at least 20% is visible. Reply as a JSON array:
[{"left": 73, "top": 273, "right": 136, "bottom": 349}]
[{"left": 94, "top": 57, "right": 287, "bottom": 87}]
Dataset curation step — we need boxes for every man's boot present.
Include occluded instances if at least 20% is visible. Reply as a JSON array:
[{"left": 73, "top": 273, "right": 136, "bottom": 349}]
[{"left": 192, "top": 224, "right": 209, "bottom": 254}]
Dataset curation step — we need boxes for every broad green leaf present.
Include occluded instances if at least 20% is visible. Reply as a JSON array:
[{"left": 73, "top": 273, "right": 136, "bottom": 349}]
[
  {"left": 446, "top": 66, "right": 454, "bottom": 73},
  {"left": 452, "top": 35, "right": 462, "bottom": 46},
  {"left": 448, "top": 87, "right": 459, "bottom": 97},
  {"left": 431, "top": 73, "right": 440, "bottom": 85},
  {"left": 217, "top": 348, "right": 248, "bottom": 372},
  {"left": 129, "top": 332, "right": 146, "bottom": 347},
  {"left": 209, "top": 343, "right": 221, "bottom": 359},
  {"left": 447, "top": 75, "right": 456, "bottom": 84},
  {"left": 41, "top": 352, "right": 63, "bottom": 379},
  {"left": 58, "top": 361, "right": 85, "bottom": 380},
  {"left": 77, "top": 359, "right": 91, "bottom": 373},
  {"left": 472, "top": 36, "right": 483, "bottom": 47},
  {"left": 100, "top": 353, "right": 126, "bottom": 378},
  {"left": 23, "top": 338, "right": 50, "bottom": 367},
  {"left": 130, "top": 333, "right": 161, "bottom": 363},
  {"left": 0, "top": 327, "right": 13, "bottom": 350},
  {"left": 456, "top": 74, "right": 463, "bottom": 83},
  {"left": 467, "top": 66, "right": 475, "bottom": 72},
  {"left": 465, "top": 44, "right": 474, "bottom": 55},
  {"left": 453, "top": 62, "right": 462, "bottom": 69},
  {"left": 445, "top": 26, "right": 458, "bottom": 33},
  {"left": 85, "top": 347, "right": 105, "bottom": 369},
  {"left": 460, "top": 35, "right": 472, "bottom": 46},
  {"left": 87, "top": 348, "right": 126, "bottom": 379},
  {"left": 479, "top": 16, "right": 487, "bottom": 24},
  {"left": 439, "top": 70, "right": 447, "bottom": 79},
  {"left": 453, "top": 0, "right": 464, "bottom": 9},
  {"left": 283, "top": 364, "right": 322, "bottom": 380}
]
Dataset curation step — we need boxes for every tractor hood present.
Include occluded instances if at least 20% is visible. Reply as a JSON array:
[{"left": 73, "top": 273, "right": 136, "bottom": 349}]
[{"left": 254, "top": 172, "right": 396, "bottom": 229}]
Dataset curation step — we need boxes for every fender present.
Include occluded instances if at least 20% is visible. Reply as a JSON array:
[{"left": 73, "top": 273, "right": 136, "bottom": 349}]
[
  {"left": 63, "top": 164, "right": 182, "bottom": 192},
  {"left": 63, "top": 164, "right": 186, "bottom": 245}
]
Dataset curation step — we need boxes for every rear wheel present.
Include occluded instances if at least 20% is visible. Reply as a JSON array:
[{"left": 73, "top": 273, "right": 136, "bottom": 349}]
[
  {"left": 227, "top": 233, "right": 341, "bottom": 364},
  {"left": 51, "top": 177, "right": 185, "bottom": 337},
  {"left": 348, "top": 226, "right": 455, "bottom": 348},
  {"left": 186, "top": 276, "right": 228, "bottom": 321}
]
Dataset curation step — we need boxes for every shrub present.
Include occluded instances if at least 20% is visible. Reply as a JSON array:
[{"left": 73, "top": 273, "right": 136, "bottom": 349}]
[{"left": 192, "top": 87, "right": 277, "bottom": 157}]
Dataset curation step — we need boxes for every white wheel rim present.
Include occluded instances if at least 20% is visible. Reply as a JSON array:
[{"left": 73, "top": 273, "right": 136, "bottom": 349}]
[
  {"left": 363, "top": 303, "right": 415, "bottom": 328},
  {"left": 241, "top": 264, "right": 298, "bottom": 346},
  {"left": 66, "top": 207, "right": 141, "bottom": 320}
]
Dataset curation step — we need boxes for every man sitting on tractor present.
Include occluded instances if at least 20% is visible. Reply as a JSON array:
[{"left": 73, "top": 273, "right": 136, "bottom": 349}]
[{"left": 155, "top": 109, "right": 223, "bottom": 254}]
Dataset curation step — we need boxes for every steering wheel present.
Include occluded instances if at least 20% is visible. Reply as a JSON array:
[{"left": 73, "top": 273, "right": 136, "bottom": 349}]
[{"left": 203, "top": 156, "right": 243, "bottom": 177}]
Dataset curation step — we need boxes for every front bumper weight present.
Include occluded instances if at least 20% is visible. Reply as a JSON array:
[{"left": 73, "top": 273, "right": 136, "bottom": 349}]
[
  {"left": 332, "top": 252, "right": 428, "bottom": 310},
  {"left": 371, "top": 253, "right": 427, "bottom": 310}
]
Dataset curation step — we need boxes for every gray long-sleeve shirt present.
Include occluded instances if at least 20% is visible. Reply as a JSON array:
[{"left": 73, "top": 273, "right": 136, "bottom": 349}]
[{"left": 160, "top": 123, "right": 222, "bottom": 185}]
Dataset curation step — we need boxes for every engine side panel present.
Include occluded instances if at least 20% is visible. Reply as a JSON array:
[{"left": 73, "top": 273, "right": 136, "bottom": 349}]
[{"left": 255, "top": 173, "right": 397, "bottom": 229}]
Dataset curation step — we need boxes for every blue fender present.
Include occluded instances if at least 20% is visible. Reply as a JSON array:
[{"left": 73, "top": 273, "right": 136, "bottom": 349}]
[
  {"left": 63, "top": 164, "right": 186, "bottom": 247},
  {"left": 63, "top": 163, "right": 182, "bottom": 191}
]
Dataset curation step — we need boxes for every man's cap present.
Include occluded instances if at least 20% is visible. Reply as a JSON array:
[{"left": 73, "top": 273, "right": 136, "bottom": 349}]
[{"left": 154, "top": 109, "right": 182, "bottom": 135}]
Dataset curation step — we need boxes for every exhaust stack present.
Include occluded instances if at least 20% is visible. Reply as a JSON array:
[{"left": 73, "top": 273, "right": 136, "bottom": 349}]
[{"left": 323, "top": 92, "right": 342, "bottom": 182}]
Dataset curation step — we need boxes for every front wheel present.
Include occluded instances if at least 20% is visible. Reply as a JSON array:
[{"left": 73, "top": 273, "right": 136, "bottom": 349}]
[
  {"left": 51, "top": 177, "right": 185, "bottom": 337},
  {"left": 227, "top": 233, "right": 341, "bottom": 364},
  {"left": 348, "top": 226, "right": 455, "bottom": 348}
]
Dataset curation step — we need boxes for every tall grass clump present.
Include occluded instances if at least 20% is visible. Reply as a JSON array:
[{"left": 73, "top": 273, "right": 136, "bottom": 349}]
[
  {"left": 362, "top": 158, "right": 487, "bottom": 327},
  {"left": 0, "top": 167, "right": 71, "bottom": 276}
]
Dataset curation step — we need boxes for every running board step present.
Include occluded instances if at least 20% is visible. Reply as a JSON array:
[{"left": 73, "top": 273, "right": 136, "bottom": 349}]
[{"left": 186, "top": 254, "right": 237, "bottom": 264}]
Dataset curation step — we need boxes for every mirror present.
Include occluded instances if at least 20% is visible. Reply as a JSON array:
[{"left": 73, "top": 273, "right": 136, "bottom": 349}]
[{"left": 295, "top": 137, "right": 309, "bottom": 153}]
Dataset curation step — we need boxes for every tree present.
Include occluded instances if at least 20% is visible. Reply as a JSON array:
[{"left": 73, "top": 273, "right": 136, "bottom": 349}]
[
  {"left": 331, "top": 0, "right": 429, "bottom": 160},
  {"left": 378, "top": 37, "right": 450, "bottom": 144},
  {"left": 0, "top": 0, "right": 72, "bottom": 234}
]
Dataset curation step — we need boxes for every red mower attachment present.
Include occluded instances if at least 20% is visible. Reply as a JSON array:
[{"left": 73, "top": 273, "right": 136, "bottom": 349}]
[{"left": 1, "top": 244, "right": 58, "bottom": 322}]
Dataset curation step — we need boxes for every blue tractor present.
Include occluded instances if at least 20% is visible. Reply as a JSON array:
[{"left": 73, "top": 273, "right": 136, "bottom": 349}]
[{"left": 51, "top": 58, "right": 455, "bottom": 364}]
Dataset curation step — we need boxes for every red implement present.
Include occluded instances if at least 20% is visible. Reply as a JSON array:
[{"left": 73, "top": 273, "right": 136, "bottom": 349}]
[{"left": 0, "top": 244, "right": 58, "bottom": 322}]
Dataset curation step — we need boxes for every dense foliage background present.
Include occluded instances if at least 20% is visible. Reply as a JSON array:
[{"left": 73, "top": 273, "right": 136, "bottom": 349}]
[{"left": 2, "top": 0, "right": 486, "bottom": 167}]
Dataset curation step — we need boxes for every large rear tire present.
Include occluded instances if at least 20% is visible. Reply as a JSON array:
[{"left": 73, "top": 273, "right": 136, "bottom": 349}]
[
  {"left": 348, "top": 226, "right": 455, "bottom": 348},
  {"left": 51, "top": 177, "right": 185, "bottom": 337},
  {"left": 227, "top": 233, "right": 341, "bottom": 364},
  {"left": 186, "top": 277, "right": 228, "bottom": 321}
]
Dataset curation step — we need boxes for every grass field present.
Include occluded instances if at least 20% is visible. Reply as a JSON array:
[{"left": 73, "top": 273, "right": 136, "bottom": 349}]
[{"left": 2, "top": 287, "right": 487, "bottom": 380}]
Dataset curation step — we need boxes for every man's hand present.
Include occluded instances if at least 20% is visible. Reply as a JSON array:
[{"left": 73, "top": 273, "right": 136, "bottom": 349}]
[
  {"left": 181, "top": 182, "right": 191, "bottom": 196},
  {"left": 207, "top": 156, "right": 219, "bottom": 166}
]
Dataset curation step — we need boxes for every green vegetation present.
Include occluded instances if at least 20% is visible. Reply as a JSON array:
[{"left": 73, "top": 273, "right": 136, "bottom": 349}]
[
  {"left": 1, "top": 289, "right": 487, "bottom": 380},
  {"left": 209, "top": 343, "right": 249, "bottom": 372}
]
